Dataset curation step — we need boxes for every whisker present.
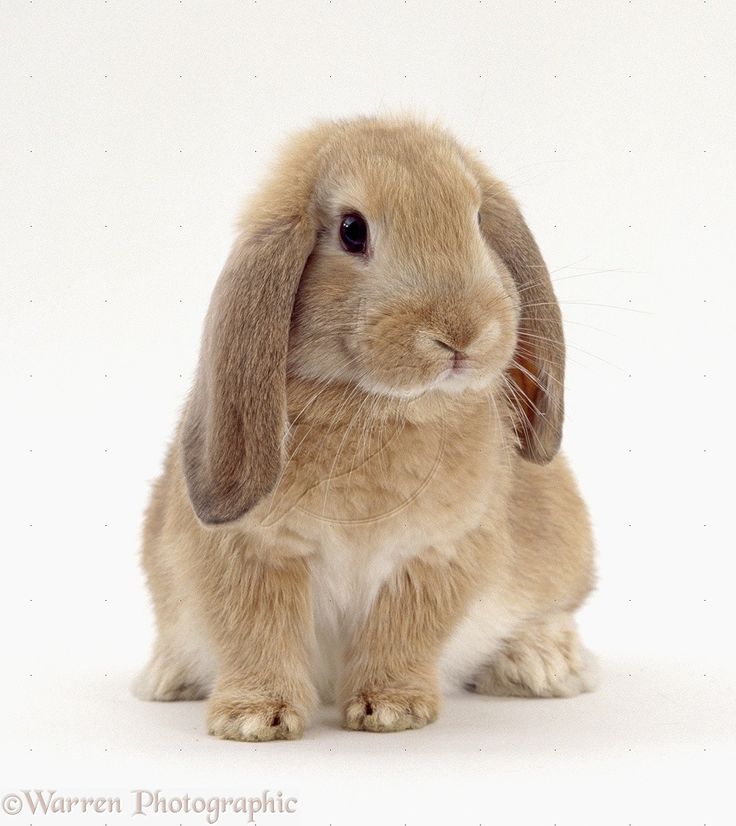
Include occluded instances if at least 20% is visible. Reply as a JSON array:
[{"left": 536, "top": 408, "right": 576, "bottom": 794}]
[
  {"left": 514, "top": 268, "right": 641, "bottom": 298},
  {"left": 501, "top": 380, "right": 547, "bottom": 456},
  {"left": 517, "top": 331, "right": 628, "bottom": 373},
  {"left": 488, "top": 392, "right": 512, "bottom": 472},
  {"left": 503, "top": 371, "right": 546, "bottom": 419},
  {"left": 552, "top": 267, "right": 643, "bottom": 283},
  {"left": 321, "top": 390, "right": 375, "bottom": 518},
  {"left": 523, "top": 300, "right": 652, "bottom": 315},
  {"left": 563, "top": 318, "right": 617, "bottom": 336}
]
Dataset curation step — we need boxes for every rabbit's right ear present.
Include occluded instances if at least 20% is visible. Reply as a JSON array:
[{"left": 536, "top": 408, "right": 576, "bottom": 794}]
[
  {"left": 471, "top": 168, "right": 566, "bottom": 464},
  {"left": 181, "top": 131, "right": 325, "bottom": 526}
]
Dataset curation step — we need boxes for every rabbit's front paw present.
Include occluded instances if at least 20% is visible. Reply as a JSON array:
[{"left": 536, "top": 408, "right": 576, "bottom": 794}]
[
  {"left": 207, "top": 692, "right": 306, "bottom": 742},
  {"left": 343, "top": 685, "right": 439, "bottom": 732}
]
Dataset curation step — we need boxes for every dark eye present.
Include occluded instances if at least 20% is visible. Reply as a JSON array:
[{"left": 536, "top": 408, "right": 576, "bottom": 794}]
[
  {"left": 477, "top": 210, "right": 482, "bottom": 226},
  {"left": 339, "top": 213, "right": 368, "bottom": 254}
]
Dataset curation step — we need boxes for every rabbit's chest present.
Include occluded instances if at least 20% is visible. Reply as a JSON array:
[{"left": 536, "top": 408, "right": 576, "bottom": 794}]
[
  {"left": 284, "top": 407, "right": 500, "bottom": 544},
  {"left": 281, "top": 410, "right": 506, "bottom": 698},
  {"left": 303, "top": 453, "right": 497, "bottom": 699}
]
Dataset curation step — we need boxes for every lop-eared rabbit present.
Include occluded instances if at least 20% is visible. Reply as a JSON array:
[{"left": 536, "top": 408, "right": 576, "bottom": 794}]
[{"left": 136, "top": 117, "right": 596, "bottom": 741}]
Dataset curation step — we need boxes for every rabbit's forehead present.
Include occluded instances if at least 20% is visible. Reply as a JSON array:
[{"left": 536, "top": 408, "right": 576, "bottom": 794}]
[{"left": 320, "top": 145, "right": 481, "bottom": 226}]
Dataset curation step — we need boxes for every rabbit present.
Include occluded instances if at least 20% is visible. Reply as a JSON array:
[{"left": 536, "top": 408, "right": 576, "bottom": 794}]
[{"left": 134, "top": 115, "right": 596, "bottom": 741}]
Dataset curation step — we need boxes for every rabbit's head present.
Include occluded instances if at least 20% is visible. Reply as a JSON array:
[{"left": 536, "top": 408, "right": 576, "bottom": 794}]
[{"left": 182, "top": 117, "right": 564, "bottom": 525}]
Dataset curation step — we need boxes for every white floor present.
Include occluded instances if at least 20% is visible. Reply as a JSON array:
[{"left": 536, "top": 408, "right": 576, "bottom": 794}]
[{"left": 3, "top": 648, "right": 733, "bottom": 825}]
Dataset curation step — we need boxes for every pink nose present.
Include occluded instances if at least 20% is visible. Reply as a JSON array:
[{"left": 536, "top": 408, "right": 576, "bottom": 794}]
[{"left": 433, "top": 338, "right": 470, "bottom": 370}]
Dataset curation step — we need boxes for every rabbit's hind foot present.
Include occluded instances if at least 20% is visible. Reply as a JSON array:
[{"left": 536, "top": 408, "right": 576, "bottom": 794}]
[{"left": 467, "top": 612, "right": 598, "bottom": 699}]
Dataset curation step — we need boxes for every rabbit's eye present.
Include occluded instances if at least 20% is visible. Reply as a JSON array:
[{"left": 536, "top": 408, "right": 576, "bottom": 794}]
[{"left": 339, "top": 213, "right": 368, "bottom": 254}]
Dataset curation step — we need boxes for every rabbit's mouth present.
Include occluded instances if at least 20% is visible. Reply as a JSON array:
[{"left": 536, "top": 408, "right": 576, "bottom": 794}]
[
  {"left": 355, "top": 357, "right": 499, "bottom": 401},
  {"left": 341, "top": 329, "right": 509, "bottom": 400},
  {"left": 430, "top": 360, "right": 495, "bottom": 396},
  {"left": 433, "top": 358, "right": 474, "bottom": 385}
]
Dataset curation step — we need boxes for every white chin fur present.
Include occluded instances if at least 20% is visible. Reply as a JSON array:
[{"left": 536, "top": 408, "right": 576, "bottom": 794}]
[
  {"left": 356, "top": 371, "right": 494, "bottom": 400},
  {"left": 355, "top": 377, "right": 429, "bottom": 400}
]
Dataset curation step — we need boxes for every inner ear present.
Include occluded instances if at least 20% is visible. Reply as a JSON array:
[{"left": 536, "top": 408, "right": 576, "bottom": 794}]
[{"left": 506, "top": 341, "right": 543, "bottom": 443}]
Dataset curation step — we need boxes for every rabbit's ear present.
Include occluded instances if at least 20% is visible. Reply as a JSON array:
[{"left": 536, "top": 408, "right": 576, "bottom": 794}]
[
  {"left": 478, "top": 179, "right": 565, "bottom": 463},
  {"left": 181, "top": 141, "right": 322, "bottom": 525}
]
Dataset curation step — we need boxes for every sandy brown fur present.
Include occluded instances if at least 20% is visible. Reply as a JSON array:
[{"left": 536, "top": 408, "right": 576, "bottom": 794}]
[{"left": 136, "top": 116, "right": 596, "bottom": 740}]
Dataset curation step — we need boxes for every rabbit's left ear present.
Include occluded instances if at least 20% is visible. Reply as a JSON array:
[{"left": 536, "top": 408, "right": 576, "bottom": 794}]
[
  {"left": 181, "top": 131, "right": 325, "bottom": 525},
  {"left": 476, "top": 176, "right": 565, "bottom": 463}
]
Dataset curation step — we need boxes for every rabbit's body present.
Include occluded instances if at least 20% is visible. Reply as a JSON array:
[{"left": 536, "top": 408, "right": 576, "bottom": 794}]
[
  {"left": 138, "top": 380, "right": 595, "bottom": 725},
  {"left": 136, "top": 117, "right": 596, "bottom": 740}
]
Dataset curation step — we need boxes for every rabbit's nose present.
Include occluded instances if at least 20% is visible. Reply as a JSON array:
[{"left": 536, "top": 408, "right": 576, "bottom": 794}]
[
  {"left": 432, "top": 338, "right": 471, "bottom": 370},
  {"left": 432, "top": 336, "right": 457, "bottom": 355}
]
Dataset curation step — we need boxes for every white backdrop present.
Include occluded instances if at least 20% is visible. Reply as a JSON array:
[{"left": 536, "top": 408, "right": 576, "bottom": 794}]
[{"left": 1, "top": 1, "right": 734, "bottom": 824}]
